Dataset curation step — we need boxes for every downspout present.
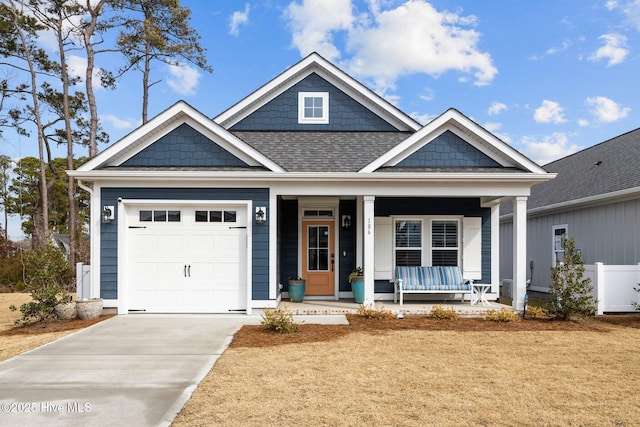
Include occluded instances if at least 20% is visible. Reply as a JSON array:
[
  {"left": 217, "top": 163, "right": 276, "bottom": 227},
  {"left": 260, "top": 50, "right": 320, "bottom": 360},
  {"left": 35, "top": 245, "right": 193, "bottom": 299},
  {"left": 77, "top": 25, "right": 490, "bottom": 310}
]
[{"left": 77, "top": 179, "right": 95, "bottom": 299}]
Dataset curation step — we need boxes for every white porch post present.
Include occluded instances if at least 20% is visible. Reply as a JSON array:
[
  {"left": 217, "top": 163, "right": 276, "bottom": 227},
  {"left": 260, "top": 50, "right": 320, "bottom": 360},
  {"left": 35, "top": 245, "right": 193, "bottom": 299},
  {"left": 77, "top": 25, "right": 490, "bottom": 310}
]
[
  {"left": 512, "top": 196, "right": 528, "bottom": 310},
  {"left": 491, "top": 203, "right": 500, "bottom": 294},
  {"left": 363, "top": 196, "right": 375, "bottom": 304}
]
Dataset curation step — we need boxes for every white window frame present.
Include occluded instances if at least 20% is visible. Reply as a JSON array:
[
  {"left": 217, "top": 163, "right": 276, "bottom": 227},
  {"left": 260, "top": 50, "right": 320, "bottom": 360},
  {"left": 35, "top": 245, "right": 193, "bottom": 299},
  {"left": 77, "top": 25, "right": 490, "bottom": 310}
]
[
  {"left": 298, "top": 92, "right": 329, "bottom": 124},
  {"left": 393, "top": 219, "right": 424, "bottom": 267},
  {"left": 430, "top": 218, "right": 461, "bottom": 266},
  {"left": 552, "top": 224, "right": 568, "bottom": 264},
  {"left": 391, "top": 216, "right": 462, "bottom": 268}
]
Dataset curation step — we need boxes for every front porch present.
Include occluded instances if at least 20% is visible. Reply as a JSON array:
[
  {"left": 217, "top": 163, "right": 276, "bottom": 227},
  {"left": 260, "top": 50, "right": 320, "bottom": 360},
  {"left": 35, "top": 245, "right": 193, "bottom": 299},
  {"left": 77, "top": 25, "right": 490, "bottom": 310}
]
[{"left": 276, "top": 298, "right": 512, "bottom": 317}]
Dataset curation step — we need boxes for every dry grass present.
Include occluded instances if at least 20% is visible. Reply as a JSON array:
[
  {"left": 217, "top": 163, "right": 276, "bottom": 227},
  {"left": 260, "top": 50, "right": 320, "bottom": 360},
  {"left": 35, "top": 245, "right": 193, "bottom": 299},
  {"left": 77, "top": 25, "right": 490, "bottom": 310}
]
[
  {"left": 0, "top": 293, "right": 113, "bottom": 362},
  {"left": 174, "top": 314, "right": 640, "bottom": 427}
]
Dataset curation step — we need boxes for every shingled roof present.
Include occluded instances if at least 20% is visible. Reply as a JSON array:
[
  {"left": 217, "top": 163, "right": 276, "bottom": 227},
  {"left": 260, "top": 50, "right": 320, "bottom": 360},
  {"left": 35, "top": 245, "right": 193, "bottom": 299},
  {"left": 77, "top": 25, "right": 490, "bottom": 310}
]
[
  {"left": 232, "top": 131, "right": 411, "bottom": 172},
  {"left": 501, "top": 127, "right": 640, "bottom": 215}
]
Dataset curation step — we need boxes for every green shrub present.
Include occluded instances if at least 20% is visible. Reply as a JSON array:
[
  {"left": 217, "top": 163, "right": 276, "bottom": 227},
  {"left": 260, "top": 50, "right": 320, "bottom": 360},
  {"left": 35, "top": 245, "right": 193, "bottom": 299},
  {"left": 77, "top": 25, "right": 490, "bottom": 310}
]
[
  {"left": 9, "top": 283, "right": 67, "bottom": 325},
  {"left": 0, "top": 255, "right": 25, "bottom": 292},
  {"left": 485, "top": 308, "right": 521, "bottom": 322},
  {"left": 261, "top": 306, "right": 299, "bottom": 334},
  {"left": 428, "top": 305, "right": 459, "bottom": 320},
  {"left": 24, "top": 244, "right": 71, "bottom": 290},
  {"left": 356, "top": 303, "right": 396, "bottom": 320},
  {"left": 547, "top": 237, "right": 597, "bottom": 320}
]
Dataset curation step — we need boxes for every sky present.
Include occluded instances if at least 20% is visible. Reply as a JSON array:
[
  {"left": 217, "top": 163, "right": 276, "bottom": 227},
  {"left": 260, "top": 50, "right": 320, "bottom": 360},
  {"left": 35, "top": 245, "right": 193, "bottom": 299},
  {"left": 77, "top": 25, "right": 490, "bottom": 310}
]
[{"left": 3, "top": 0, "right": 640, "bottom": 238}]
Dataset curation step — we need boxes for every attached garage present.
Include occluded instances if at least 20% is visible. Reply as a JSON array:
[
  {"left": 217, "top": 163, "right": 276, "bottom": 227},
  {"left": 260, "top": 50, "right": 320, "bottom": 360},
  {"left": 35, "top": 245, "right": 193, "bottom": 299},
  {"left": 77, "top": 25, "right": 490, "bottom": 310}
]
[{"left": 120, "top": 202, "right": 249, "bottom": 313}]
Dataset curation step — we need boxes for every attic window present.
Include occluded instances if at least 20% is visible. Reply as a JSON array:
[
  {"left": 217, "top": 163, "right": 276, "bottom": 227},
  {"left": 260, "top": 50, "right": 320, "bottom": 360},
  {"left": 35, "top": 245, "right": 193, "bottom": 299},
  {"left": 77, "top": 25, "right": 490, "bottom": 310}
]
[{"left": 298, "top": 92, "right": 329, "bottom": 124}]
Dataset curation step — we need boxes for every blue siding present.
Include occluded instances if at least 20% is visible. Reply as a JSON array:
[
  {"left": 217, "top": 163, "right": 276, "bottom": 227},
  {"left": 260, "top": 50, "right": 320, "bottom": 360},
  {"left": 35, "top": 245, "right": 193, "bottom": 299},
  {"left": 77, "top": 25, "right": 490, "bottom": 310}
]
[
  {"left": 396, "top": 130, "right": 501, "bottom": 168},
  {"left": 375, "top": 197, "right": 491, "bottom": 292},
  {"left": 100, "top": 188, "right": 269, "bottom": 301},
  {"left": 121, "top": 124, "right": 249, "bottom": 167},
  {"left": 230, "top": 73, "right": 398, "bottom": 132}
]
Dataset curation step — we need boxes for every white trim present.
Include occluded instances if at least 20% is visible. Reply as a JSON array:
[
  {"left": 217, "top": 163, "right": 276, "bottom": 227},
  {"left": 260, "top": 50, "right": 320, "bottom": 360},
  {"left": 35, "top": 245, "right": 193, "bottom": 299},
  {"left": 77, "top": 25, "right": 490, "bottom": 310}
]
[
  {"left": 360, "top": 109, "right": 548, "bottom": 174},
  {"left": 298, "top": 92, "right": 329, "bottom": 124},
  {"left": 214, "top": 52, "right": 420, "bottom": 132},
  {"left": 76, "top": 101, "right": 285, "bottom": 173},
  {"left": 490, "top": 204, "right": 500, "bottom": 294}
]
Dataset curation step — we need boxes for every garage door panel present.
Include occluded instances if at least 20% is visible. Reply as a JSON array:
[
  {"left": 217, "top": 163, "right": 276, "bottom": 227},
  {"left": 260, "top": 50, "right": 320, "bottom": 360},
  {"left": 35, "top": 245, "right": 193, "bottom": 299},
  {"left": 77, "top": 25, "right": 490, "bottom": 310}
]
[{"left": 127, "top": 205, "right": 247, "bottom": 313}]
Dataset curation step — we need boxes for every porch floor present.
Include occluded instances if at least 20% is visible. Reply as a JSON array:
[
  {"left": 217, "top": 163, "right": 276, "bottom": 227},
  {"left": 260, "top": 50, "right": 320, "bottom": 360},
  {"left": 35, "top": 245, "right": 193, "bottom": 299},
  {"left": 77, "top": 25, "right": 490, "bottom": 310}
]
[{"left": 277, "top": 298, "right": 511, "bottom": 317}]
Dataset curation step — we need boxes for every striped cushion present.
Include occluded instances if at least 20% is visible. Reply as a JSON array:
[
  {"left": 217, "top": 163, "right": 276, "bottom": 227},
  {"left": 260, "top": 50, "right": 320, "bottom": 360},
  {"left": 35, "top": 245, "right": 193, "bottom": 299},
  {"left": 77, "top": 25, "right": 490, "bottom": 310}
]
[{"left": 396, "top": 266, "right": 470, "bottom": 291}]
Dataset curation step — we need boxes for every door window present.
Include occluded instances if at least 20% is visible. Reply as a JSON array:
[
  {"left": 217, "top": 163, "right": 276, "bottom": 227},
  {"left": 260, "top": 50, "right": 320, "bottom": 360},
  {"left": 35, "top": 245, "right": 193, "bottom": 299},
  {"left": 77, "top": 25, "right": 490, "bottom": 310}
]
[{"left": 307, "top": 225, "right": 330, "bottom": 271}]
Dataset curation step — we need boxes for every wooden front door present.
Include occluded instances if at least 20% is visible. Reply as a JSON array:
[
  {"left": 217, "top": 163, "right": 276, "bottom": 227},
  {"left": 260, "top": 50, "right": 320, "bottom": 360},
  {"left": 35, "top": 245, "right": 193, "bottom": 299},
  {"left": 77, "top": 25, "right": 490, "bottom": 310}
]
[{"left": 302, "top": 220, "right": 335, "bottom": 295}]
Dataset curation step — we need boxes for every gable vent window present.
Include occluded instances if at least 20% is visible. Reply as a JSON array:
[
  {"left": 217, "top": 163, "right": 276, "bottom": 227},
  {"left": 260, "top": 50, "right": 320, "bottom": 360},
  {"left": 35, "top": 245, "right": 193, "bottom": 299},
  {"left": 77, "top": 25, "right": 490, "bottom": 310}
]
[{"left": 298, "top": 92, "right": 329, "bottom": 124}]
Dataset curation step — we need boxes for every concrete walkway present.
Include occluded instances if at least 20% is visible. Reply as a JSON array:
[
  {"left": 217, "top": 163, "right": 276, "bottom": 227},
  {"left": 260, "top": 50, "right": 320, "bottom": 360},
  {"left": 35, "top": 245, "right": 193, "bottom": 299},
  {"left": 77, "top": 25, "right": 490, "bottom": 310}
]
[{"left": 0, "top": 314, "right": 259, "bottom": 427}]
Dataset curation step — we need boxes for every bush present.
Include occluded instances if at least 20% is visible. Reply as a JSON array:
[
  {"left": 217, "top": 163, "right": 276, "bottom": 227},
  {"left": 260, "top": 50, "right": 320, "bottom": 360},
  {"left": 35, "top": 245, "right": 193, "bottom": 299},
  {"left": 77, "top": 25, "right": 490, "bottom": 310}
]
[
  {"left": 24, "top": 244, "right": 71, "bottom": 290},
  {"left": 485, "top": 308, "right": 521, "bottom": 322},
  {"left": 356, "top": 303, "right": 396, "bottom": 320},
  {"left": 261, "top": 306, "right": 299, "bottom": 334},
  {"left": 547, "top": 237, "right": 597, "bottom": 320},
  {"left": 428, "top": 305, "right": 459, "bottom": 320},
  {"left": 9, "top": 283, "right": 67, "bottom": 325},
  {"left": 0, "top": 255, "right": 26, "bottom": 292},
  {"left": 526, "top": 305, "right": 550, "bottom": 319}
]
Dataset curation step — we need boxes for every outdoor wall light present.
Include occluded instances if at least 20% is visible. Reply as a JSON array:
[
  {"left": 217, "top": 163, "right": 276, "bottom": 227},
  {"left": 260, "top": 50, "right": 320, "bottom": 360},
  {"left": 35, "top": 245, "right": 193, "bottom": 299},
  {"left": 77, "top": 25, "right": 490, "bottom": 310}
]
[
  {"left": 255, "top": 206, "right": 266, "bottom": 224},
  {"left": 342, "top": 215, "right": 351, "bottom": 229},
  {"left": 102, "top": 205, "right": 114, "bottom": 223}
]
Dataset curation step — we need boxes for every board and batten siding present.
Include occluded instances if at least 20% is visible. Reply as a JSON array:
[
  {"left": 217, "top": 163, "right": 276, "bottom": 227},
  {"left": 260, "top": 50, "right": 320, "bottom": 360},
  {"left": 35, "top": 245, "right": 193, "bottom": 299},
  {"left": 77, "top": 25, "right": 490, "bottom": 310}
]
[
  {"left": 500, "top": 197, "right": 640, "bottom": 290},
  {"left": 100, "top": 187, "right": 270, "bottom": 300}
]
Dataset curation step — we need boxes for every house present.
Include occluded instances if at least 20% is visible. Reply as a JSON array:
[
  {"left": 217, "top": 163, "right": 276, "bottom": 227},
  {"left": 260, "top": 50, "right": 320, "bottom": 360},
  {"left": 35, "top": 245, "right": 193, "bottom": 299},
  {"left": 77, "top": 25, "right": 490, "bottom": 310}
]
[
  {"left": 70, "top": 53, "right": 553, "bottom": 314},
  {"left": 499, "top": 127, "right": 640, "bottom": 296}
]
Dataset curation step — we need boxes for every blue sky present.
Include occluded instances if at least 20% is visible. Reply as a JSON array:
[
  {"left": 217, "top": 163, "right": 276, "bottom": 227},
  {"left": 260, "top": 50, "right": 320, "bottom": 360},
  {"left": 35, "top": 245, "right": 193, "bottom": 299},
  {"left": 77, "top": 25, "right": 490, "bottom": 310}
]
[{"left": 3, "top": 0, "right": 640, "bottom": 238}]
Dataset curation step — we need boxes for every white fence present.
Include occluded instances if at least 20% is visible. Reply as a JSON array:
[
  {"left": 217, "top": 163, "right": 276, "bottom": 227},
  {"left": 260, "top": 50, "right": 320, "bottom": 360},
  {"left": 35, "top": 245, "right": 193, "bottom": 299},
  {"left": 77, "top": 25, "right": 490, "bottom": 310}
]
[
  {"left": 584, "top": 263, "right": 640, "bottom": 315},
  {"left": 76, "top": 263, "right": 91, "bottom": 300}
]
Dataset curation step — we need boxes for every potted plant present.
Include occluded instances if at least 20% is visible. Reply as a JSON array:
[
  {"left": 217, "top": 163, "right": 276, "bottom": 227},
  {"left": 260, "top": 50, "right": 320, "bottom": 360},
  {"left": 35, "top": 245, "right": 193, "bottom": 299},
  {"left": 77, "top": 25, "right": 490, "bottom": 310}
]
[
  {"left": 349, "top": 267, "right": 365, "bottom": 303},
  {"left": 76, "top": 298, "right": 104, "bottom": 320},
  {"left": 54, "top": 293, "right": 77, "bottom": 320},
  {"left": 287, "top": 277, "right": 306, "bottom": 302}
]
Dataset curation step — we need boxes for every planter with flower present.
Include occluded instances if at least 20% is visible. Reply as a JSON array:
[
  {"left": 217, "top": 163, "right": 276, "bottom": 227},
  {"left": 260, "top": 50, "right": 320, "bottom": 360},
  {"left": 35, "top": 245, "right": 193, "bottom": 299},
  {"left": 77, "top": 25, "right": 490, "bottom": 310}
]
[{"left": 348, "top": 267, "right": 365, "bottom": 303}]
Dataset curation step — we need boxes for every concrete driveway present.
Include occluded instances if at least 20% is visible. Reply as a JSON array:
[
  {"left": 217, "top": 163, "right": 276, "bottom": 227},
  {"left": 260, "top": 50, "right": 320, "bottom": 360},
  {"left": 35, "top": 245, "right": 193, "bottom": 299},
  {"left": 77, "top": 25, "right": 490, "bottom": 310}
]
[{"left": 0, "top": 314, "right": 257, "bottom": 427}]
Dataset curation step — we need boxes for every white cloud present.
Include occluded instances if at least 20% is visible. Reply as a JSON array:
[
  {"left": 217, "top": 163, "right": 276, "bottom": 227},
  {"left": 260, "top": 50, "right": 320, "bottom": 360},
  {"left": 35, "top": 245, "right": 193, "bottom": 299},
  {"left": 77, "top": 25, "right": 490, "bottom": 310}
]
[
  {"left": 589, "top": 33, "right": 628, "bottom": 66},
  {"left": 605, "top": 1, "right": 619, "bottom": 11},
  {"left": 546, "top": 40, "right": 570, "bottom": 55},
  {"left": 521, "top": 133, "right": 579, "bottom": 165},
  {"left": 578, "top": 118, "right": 590, "bottom": 127},
  {"left": 166, "top": 63, "right": 201, "bottom": 96},
  {"left": 66, "top": 55, "right": 103, "bottom": 89},
  {"left": 623, "top": 0, "right": 640, "bottom": 31},
  {"left": 410, "top": 111, "right": 436, "bottom": 125},
  {"left": 534, "top": 100, "right": 567, "bottom": 124},
  {"left": 100, "top": 114, "right": 139, "bottom": 130},
  {"left": 483, "top": 121, "right": 511, "bottom": 143},
  {"left": 585, "top": 96, "right": 631, "bottom": 122},
  {"left": 487, "top": 101, "right": 507, "bottom": 116},
  {"left": 229, "top": 3, "right": 250, "bottom": 36},
  {"left": 284, "top": 0, "right": 497, "bottom": 94},
  {"left": 284, "top": 0, "right": 354, "bottom": 61}
]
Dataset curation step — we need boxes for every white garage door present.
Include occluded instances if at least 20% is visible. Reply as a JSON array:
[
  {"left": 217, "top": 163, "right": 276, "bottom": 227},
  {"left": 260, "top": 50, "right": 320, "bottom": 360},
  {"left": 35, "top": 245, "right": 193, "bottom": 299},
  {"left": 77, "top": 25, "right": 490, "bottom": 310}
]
[{"left": 126, "top": 205, "right": 247, "bottom": 313}]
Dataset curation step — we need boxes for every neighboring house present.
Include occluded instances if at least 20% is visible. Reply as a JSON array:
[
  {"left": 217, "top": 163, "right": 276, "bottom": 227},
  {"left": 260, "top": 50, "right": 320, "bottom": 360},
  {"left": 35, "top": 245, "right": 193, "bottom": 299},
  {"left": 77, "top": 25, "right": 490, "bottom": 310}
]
[
  {"left": 70, "top": 53, "right": 552, "bottom": 314},
  {"left": 500, "top": 127, "right": 640, "bottom": 295}
]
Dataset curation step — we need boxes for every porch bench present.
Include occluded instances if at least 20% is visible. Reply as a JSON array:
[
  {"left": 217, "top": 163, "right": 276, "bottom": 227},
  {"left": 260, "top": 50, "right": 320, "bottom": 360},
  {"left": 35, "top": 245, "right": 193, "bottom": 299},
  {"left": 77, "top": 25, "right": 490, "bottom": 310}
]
[{"left": 394, "top": 266, "right": 473, "bottom": 305}]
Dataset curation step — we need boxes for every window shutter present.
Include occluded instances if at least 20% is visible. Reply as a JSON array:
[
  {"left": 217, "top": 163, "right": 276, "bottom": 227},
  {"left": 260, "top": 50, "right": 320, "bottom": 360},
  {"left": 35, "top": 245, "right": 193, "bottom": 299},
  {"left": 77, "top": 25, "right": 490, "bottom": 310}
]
[
  {"left": 462, "top": 217, "right": 482, "bottom": 280},
  {"left": 374, "top": 217, "right": 393, "bottom": 280}
]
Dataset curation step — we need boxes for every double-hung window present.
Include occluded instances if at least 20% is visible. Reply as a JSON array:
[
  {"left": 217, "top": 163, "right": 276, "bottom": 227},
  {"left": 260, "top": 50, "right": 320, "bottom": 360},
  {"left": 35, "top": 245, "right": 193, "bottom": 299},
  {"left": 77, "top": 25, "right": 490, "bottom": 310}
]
[
  {"left": 431, "top": 220, "right": 459, "bottom": 266},
  {"left": 394, "top": 220, "right": 422, "bottom": 266},
  {"left": 298, "top": 92, "right": 329, "bottom": 124},
  {"left": 552, "top": 225, "right": 567, "bottom": 264}
]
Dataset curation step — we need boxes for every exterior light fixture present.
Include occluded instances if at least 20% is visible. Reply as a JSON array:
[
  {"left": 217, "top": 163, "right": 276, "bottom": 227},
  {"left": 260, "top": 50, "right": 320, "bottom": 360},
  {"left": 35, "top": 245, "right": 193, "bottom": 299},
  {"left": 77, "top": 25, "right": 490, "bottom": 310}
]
[
  {"left": 255, "top": 206, "right": 266, "bottom": 224},
  {"left": 102, "top": 205, "right": 114, "bottom": 223},
  {"left": 342, "top": 215, "right": 351, "bottom": 229}
]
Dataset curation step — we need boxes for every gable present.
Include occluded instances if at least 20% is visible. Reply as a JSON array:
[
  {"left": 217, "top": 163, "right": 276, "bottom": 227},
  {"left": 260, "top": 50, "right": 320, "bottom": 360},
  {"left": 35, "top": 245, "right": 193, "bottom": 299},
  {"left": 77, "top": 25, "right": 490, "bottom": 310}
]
[
  {"left": 395, "top": 130, "right": 501, "bottom": 168},
  {"left": 229, "top": 73, "right": 398, "bottom": 132},
  {"left": 121, "top": 123, "right": 250, "bottom": 168}
]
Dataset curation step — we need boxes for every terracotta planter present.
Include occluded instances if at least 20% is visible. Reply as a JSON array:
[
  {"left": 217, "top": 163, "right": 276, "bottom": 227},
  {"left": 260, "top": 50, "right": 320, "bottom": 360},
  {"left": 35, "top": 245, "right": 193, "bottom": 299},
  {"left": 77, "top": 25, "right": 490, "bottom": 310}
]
[
  {"left": 76, "top": 298, "right": 103, "bottom": 320},
  {"left": 54, "top": 301, "right": 77, "bottom": 320}
]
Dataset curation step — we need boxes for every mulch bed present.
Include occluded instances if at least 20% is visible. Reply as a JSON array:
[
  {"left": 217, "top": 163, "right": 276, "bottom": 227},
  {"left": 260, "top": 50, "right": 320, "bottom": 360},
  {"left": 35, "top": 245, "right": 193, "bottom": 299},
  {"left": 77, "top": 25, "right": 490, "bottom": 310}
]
[
  {"left": 0, "top": 314, "right": 115, "bottom": 336},
  {"left": 230, "top": 313, "right": 640, "bottom": 348}
]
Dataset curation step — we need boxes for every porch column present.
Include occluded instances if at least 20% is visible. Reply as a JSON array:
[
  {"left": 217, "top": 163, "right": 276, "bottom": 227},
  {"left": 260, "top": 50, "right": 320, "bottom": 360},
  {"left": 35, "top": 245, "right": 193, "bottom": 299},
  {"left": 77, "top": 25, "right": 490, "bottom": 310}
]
[
  {"left": 363, "top": 196, "right": 375, "bottom": 304},
  {"left": 491, "top": 203, "right": 500, "bottom": 294},
  {"left": 512, "top": 196, "right": 528, "bottom": 310}
]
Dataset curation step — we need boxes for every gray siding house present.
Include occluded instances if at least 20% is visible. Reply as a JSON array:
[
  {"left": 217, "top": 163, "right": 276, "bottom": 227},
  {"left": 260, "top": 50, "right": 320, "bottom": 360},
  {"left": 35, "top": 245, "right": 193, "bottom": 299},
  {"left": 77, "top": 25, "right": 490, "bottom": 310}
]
[
  {"left": 71, "top": 53, "right": 553, "bottom": 314},
  {"left": 500, "top": 127, "right": 640, "bottom": 295}
]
